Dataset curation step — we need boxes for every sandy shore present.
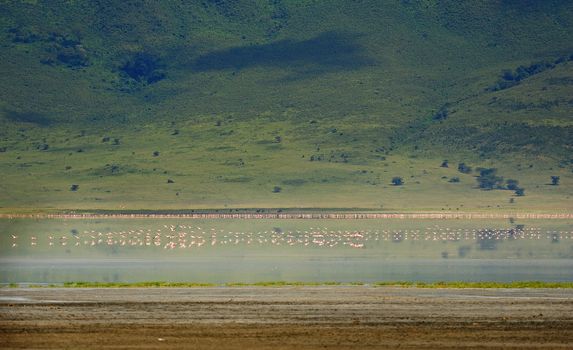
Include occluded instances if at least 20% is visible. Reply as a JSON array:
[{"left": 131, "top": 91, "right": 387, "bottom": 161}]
[{"left": 1, "top": 287, "right": 573, "bottom": 349}]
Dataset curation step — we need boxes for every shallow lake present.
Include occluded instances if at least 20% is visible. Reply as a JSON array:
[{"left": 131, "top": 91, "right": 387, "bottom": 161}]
[{"left": 1, "top": 218, "right": 572, "bottom": 283}]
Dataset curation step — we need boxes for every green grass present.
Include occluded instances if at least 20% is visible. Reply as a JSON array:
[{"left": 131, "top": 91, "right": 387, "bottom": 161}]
[
  {"left": 62, "top": 282, "right": 217, "bottom": 288},
  {"left": 4, "top": 281, "right": 573, "bottom": 288},
  {"left": 372, "top": 281, "right": 573, "bottom": 288},
  {"left": 0, "top": 1, "right": 572, "bottom": 212},
  {"left": 225, "top": 281, "right": 347, "bottom": 287}
]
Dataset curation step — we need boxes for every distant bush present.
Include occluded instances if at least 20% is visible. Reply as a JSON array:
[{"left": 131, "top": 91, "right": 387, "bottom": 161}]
[
  {"left": 551, "top": 176, "right": 560, "bottom": 186},
  {"left": 440, "top": 160, "right": 448, "bottom": 168},
  {"left": 448, "top": 177, "right": 460, "bottom": 183},
  {"left": 391, "top": 177, "right": 404, "bottom": 186},
  {"left": 457, "top": 163, "right": 471, "bottom": 174},
  {"left": 272, "top": 186, "right": 282, "bottom": 193},
  {"left": 47, "top": 33, "right": 89, "bottom": 68},
  {"left": 432, "top": 104, "right": 449, "bottom": 121},
  {"left": 506, "top": 179, "right": 519, "bottom": 191},
  {"left": 70, "top": 184, "right": 79, "bottom": 191},
  {"left": 514, "top": 188, "right": 525, "bottom": 196},
  {"left": 55, "top": 45, "right": 89, "bottom": 67},
  {"left": 476, "top": 168, "right": 503, "bottom": 190},
  {"left": 8, "top": 26, "right": 42, "bottom": 43},
  {"left": 121, "top": 52, "right": 165, "bottom": 84},
  {"left": 487, "top": 59, "right": 561, "bottom": 92}
]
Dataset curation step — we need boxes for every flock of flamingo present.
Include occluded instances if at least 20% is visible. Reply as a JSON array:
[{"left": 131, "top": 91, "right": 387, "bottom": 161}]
[{"left": 7, "top": 224, "right": 572, "bottom": 250}]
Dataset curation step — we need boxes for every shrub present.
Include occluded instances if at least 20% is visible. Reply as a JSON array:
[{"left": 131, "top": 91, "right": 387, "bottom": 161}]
[
  {"left": 391, "top": 177, "right": 404, "bottom": 186},
  {"left": 440, "top": 160, "right": 449, "bottom": 168},
  {"left": 432, "top": 105, "right": 449, "bottom": 121},
  {"left": 476, "top": 168, "right": 503, "bottom": 190},
  {"left": 457, "top": 163, "right": 471, "bottom": 174},
  {"left": 551, "top": 176, "right": 560, "bottom": 186},
  {"left": 272, "top": 186, "right": 282, "bottom": 193},
  {"left": 506, "top": 179, "right": 519, "bottom": 190},
  {"left": 55, "top": 45, "right": 89, "bottom": 67},
  {"left": 487, "top": 60, "right": 558, "bottom": 91},
  {"left": 515, "top": 188, "right": 525, "bottom": 196},
  {"left": 70, "top": 184, "right": 79, "bottom": 191},
  {"left": 448, "top": 177, "right": 460, "bottom": 183},
  {"left": 121, "top": 52, "right": 165, "bottom": 84},
  {"left": 501, "top": 69, "right": 515, "bottom": 81}
]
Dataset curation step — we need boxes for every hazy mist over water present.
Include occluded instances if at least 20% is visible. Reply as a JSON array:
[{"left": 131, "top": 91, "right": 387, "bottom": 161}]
[{"left": 2, "top": 218, "right": 572, "bottom": 284}]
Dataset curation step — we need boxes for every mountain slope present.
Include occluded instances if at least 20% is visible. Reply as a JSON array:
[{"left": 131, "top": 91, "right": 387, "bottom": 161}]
[{"left": 0, "top": 0, "right": 572, "bottom": 212}]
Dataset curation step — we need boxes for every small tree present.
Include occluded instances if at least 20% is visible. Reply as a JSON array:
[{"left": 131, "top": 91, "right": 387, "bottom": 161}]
[
  {"left": 432, "top": 105, "right": 449, "bottom": 121},
  {"left": 391, "top": 177, "right": 404, "bottom": 186},
  {"left": 476, "top": 168, "right": 503, "bottom": 190},
  {"left": 506, "top": 179, "right": 519, "bottom": 191},
  {"left": 440, "top": 160, "right": 449, "bottom": 168},
  {"left": 514, "top": 188, "right": 525, "bottom": 196},
  {"left": 551, "top": 176, "right": 560, "bottom": 186},
  {"left": 457, "top": 163, "right": 471, "bottom": 174},
  {"left": 70, "top": 184, "right": 79, "bottom": 191}
]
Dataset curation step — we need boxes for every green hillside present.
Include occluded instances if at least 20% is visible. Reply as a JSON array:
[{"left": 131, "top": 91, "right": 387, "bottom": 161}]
[{"left": 0, "top": 0, "right": 572, "bottom": 212}]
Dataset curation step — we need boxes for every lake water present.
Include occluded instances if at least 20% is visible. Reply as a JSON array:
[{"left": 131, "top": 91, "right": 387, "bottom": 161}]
[{"left": 1, "top": 218, "right": 572, "bottom": 283}]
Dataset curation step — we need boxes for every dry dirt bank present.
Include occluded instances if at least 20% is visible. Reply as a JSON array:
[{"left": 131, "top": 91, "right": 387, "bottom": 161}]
[{"left": 1, "top": 287, "right": 572, "bottom": 349}]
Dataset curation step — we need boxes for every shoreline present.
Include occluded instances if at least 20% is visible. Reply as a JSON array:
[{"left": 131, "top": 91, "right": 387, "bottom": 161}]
[
  {"left": 2, "top": 286, "right": 572, "bottom": 349},
  {"left": 1, "top": 210, "right": 572, "bottom": 220},
  {"left": 4, "top": 281, "right": 573, "bottom": 289}
]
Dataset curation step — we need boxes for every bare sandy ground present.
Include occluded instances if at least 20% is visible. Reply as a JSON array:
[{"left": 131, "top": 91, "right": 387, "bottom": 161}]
[{"left": 1, "top": 287, "right": 572, "bottom": 349}]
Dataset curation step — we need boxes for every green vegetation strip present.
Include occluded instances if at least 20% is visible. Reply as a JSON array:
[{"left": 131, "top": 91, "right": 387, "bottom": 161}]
[
  {"left": 372, "top": 281, "right": 573, "bottom": 288},
  {"left": 5, "top": 281, "right": 573, "bottom": 288}
]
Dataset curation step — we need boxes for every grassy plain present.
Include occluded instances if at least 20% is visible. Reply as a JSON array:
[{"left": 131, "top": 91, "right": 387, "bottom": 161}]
[{"left": 0, "top": 1, "right": 572, "bottom": 212}]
